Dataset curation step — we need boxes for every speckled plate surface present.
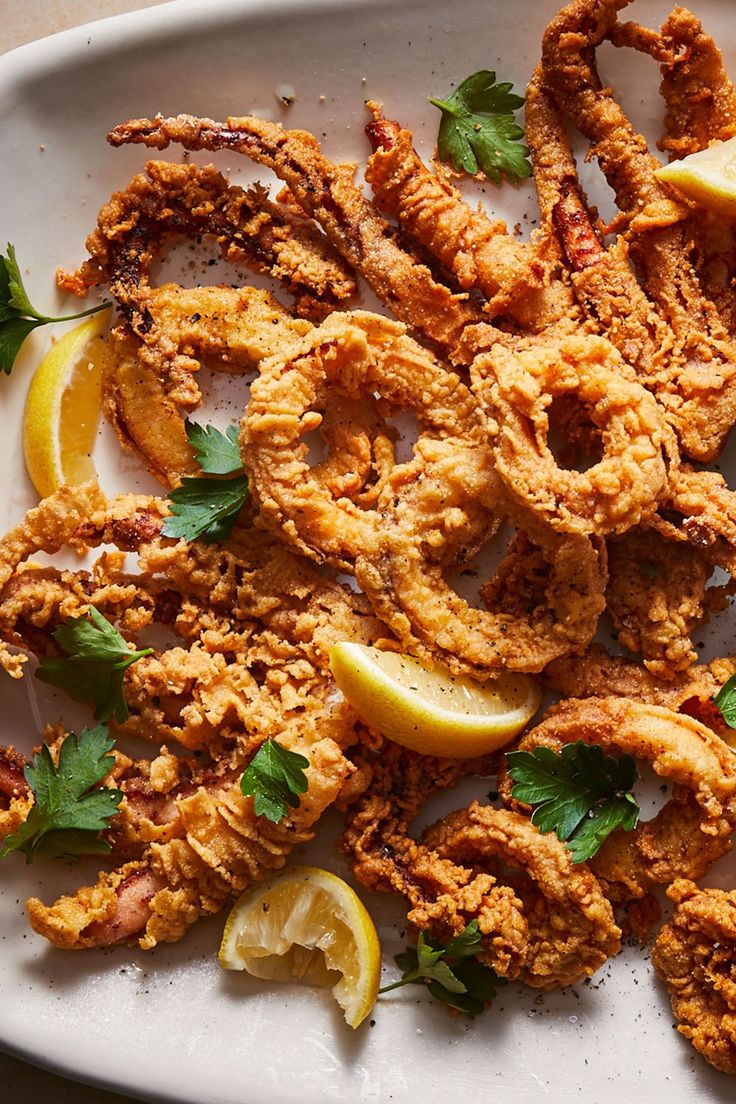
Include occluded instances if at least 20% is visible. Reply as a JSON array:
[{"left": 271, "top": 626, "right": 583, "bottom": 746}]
[{"left": 1, "top": 1, "right": 735, "bottom": 1101}]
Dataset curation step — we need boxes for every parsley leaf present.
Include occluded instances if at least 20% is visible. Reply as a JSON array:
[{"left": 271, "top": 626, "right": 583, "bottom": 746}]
[
  {"left": 240, "top": 739, "right": 310, "bottom": 823},
  {"left": 0, "top": 244, "right": 110, "bottom": 375},
  {"left": 714, "top": 673, "right": 736, "bottom": 727},
  {"left": 380, "top": 920, "right": 505, "bottom": 1016},
  {"left": 507, "top": 741, "right": 640, "bottom": 863},
  {"left": 430, "top": 70, "right": 531, "bottom": 185},
  {"left": 184, "top": 419, "right": 243, "bottom": 475},
  {"left": 36, "top": 606, "right": 153, "bottom": 724},
  {"left": 162, "top": 420, "right": 249, "bottom": 544},
  {"left": 162, "top": 475, "right": 249, "bottom": 544},
  {"left": 0, "top": 726, "right": 122, "bottom": 862}
]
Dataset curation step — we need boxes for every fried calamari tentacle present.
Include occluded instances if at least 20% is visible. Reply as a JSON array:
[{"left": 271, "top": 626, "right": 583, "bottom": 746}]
[
  {"left": 363, "top": 104, "right": 548, "bottom": 321},
  {"left": 106, "top": 113, "right": 487, "bottom": 363},
  {"left": 242, "top": 310, "right": 493, "bottom": 570},
  {"left": 423, "top": 801, "right": 621, "bottom": 989},
  {"left": 606, "top": 526, "right": 732, "bottom": 679},
  {"left": 340, "top": 744, "right": 530, "bottom": 979},
  {"left": 651, "top": 879, "right": 736, "bottom": 1074},
  {"left": 499, "top": 697, "right": 736, "bottom": 906},
  {"left": 27, "top": 725, "right": 353, "bottom": 950},
  {"left": 0, "top": 489, "right": 388, "bottom": 754},
  {"left": 472, "top": 333, "right": 678, "bottom": 537},
  {"left": 542, "top": 0, "right": 736, "bottom": 461},
  {"left": 57, "top": 159, "right": 356, "bottom": 320},
  {"left": 526, "top": 67, "right": 675, "bottom": 388},
  {"left": 657, "top": 7, "right": 736, "bottom": 335}
]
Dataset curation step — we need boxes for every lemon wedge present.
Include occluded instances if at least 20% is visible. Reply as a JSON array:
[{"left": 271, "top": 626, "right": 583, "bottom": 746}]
[
  {"left": 329, "top": 643, "right": 540, "bottom": 757},
  {"left": 219, "top": 866, "right": 381, "bottom": 1028},
  {"left": 655, "top": 137, "right": 736, "bottom": 218},
  {"left": 22, "top": 309, "right": 111, "bottom": 498}
]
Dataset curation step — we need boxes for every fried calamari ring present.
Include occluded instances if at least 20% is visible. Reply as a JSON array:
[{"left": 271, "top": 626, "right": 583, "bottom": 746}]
[
  {"left": 471, "top": 332, "right": 679, "bottom": 537},
  {"left": 242, "top": 309, "right": 495, "bottom": 570},
  {"left": 606, "top": 526, "right": 734, "bottom": 679},
  {"left": 356, "top": 476, "right": 607, "bottom": 677},
  {"left": 498, "top": 697, "right": 736, "bottom": 904},
  {"left": 651, "top": 879, "right": 736, "bottom": 1074},
  {"left": 423, "top": 801, "right": 621, "bottom": 989}
]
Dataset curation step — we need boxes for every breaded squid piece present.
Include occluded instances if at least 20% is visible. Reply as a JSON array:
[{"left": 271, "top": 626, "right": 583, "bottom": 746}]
[
  {"left": 26, "top": 719, "right": 354, "bottom": 950},
  {"left": 499, "top": 697, "right": 736, "bottom": 908},
  {"left": 363, "top": 104, "right": 548, "bottom": 321},
  {"left": 651, "top": 879, "right": 736, "bottom": 1074},
  {"left": 542, "top": 0, "right": 736, "bottom": 461},
  {"left": 57, "top": 159, "right": 356, "bottom": 320},
  {"left": 106, "top": 113, "right": 487, "bottom": 364}
]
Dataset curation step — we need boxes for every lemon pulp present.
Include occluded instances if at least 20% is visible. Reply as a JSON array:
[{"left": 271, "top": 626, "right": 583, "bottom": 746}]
[
  {"left": 219, "top": 866, "right": 381, "bottom": 1028},
  {"left": 329, "top": 642, "right": 540, "bottom": 757}
]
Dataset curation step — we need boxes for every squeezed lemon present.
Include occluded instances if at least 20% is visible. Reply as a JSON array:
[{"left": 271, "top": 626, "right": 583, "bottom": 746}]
[{"left": 219, "top": 866, "right": 381, "bottom": 1029}]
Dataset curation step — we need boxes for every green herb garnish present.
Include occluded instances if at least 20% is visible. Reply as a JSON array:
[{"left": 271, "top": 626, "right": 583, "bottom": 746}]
[
  {"left": 430, "top": 70, "right": 531, "bottom": 184},
  {"left": 162, "top": 420, "right": 249, "bottom": 544},
  {"left": 36, "top": 607, "right": 153, "bottom": 723},
  {"left": 0, "top": 243, "right": 110, "bottom": 375},
  {"left": 240, "top": 739, "right": 310, "bottom": 823},
  {"left": 0, "top": 726, "right": 122, "bottom": 862},
  {"left": 507, "top": 741, "right": 639, "bottom": 863},
  {"left": 714, "top": 673, "right": 736, "bottom": 727},
  {"left": 380, "top": 920, "right": 505, "bottom": 1016}
]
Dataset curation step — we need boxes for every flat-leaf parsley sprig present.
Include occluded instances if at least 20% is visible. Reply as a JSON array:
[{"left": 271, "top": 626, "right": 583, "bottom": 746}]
[
  {"left": 162, "top": 420, "right": 249, "bottom": 545},
  {"left": 36, "top": 606, "right": 153, "bottom": 724},
  {"left": 0, "top": 726, "right": 123, "bottom": 862},
  {"left": 430, "top": 70, "right": 531, "bottom": 185},
  {"left": 0, "top": 243, "right": 110, "bottom": 375},
  {"left": 380, "top": 920, "right": 505, "bottom": 1016},
  {"left": 507, "top": 740, "right": 640, "bottom": 863},
  {"left": 240, "top": 739, "right": 310, "bottom": 823}
]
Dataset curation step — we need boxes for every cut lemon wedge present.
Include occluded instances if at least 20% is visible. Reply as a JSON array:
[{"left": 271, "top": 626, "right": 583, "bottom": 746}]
[
  {"left": 22, "top": 309, "right": 111, "bottom": 498},
  {"left": 329, "top": 642, "right": 541, "bottom": 757},
  {"left": 655, "top": 137, "right": 736, "bottom": 218},
  {"left": 218, "top": 866, "right": 381, "bottom": 1029}
]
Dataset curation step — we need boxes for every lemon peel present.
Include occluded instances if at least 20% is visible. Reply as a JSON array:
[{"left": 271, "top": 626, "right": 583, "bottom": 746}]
[
  {"left": 219, "top": 865, "right": 380, "bottom": 1029},
  {"left": 329, "top": 642, "right": 541, "bottom": 757},
  {"left": 23, "top": 309, "right": 111, "bottom": 498}
]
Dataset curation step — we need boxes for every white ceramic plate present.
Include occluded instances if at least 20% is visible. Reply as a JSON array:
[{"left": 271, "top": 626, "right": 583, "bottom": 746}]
[{"left": 1, "top": 0, "right": 736, "bottom": 1101}]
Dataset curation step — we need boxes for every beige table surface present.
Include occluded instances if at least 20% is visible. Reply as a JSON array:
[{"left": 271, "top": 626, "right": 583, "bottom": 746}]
[{"left": 1, "top": 5, "right": 169, "bottom": 1099}]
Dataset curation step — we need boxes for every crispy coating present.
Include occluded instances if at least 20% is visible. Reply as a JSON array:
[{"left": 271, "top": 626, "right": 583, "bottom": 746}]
[
  {"left": 525, "top": 67, "right": 675, "bottom": 389},
  {"left": 543, "top": 645, "right": 736, "bottom": 708},
  {"left": 472, "top": 332, "right": 679, "bottom": 537},
  {"left": 341, "top": 743, "right": 619, "bottom": 988},
  {"left": 423, "top": 802, "right": 621, "bottom": 989},
  {"left": 606, "top": 526, "right": 732, "bottom": 678},
  {"left": 27, "top": 719, "right": 353, "bottom": 950},
  {"left": 57, "top": 159, "right": 356, "bottom": 320},
  {"left": 242, "top": 309, "right": 493, "bottom": 570},
  {"left": 649, "top": 465, "right": 736, "bottom": 576},
  {"left": 651, "top": 879, "right": 736, "bottom": 1074},
  {"left": 499, "top": 697, "right": 736, "bottom": 905},
  {"left": 107, "top": 113, "right": 487, "bottom": 364},
  {"left": 542, "top": 0, "right": 736, "bottom": 461},
  {"left": 363, "top": 103, "right": 547, "bottom": 319}
]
